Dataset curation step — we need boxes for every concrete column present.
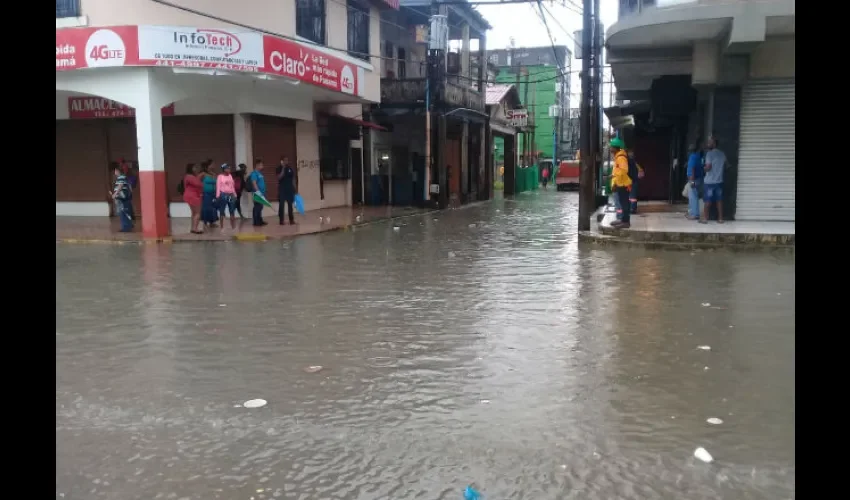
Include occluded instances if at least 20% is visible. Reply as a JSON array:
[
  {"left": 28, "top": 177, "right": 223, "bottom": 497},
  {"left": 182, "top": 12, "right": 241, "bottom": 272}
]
[
  {"left": 234, "top": 113, "right": 252, "bottom": 169},
  {"left": 461, "top": 24, "right": 471, "bottom": 79},
  {"left": 134, "top": 73, "right": 169, "bottom": 239},
  {"left": 461, "top": 121, "right": 468, "bottom": 198},
  {"left": 479, "top": 123, "right": 486, "bottom": 198}
]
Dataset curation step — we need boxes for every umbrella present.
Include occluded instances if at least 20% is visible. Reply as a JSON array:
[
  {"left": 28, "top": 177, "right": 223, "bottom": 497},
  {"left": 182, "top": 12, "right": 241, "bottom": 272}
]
[{"left": 253, "top": 192, "right": 273, "bottom": 209}]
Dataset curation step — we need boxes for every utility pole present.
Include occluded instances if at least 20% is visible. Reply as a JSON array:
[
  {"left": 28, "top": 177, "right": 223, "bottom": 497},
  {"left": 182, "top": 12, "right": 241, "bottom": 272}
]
[
  {"left": 427, "top": 9, "right": 448, "bottom": 208},
  {"left": 578, "top": 0, "right": 593, "bottom": 231}
]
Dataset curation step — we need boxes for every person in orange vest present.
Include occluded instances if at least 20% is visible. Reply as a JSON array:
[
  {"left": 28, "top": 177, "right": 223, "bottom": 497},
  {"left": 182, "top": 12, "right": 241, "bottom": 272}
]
[{"left": 608, "top": 138, "right": 632, "bottom": 228}]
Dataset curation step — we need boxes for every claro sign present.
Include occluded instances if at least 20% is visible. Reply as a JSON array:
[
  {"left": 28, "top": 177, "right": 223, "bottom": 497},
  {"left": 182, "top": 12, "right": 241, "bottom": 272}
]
[
  {"left": 264, "top": 37, "right": 358, "bottom": 95},
  {"left": 57, "top": 25, "right": 364, "bottom": 96}
]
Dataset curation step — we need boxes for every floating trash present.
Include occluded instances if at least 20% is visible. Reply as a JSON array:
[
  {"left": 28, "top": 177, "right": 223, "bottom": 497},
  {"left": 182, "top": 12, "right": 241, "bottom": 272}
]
[
  {"left": 694, "top": 447, "right": 714, "bottom": 463},
  {"left": 697, "top": 345, "right": 711, "bottom": 351},
  {"left": 243, "top": 399, "right": 267, "bottom": 409},
  {"left": 303, "top": 365, "right": 323, "bottom": 374},
  {"left": 701, "top": 302, "right": 711, "bottom": 307},
  {"left": 448, "top": 251, "right": 456, "bottom": 258},
  {"left": 355, "top": 215, "right": 362, "bottom": 222},
  {"left": 704, "top": 366, "right": 710, "bottom": 371},
  {"left": 468, "top": 223, "right": 476, "bottom": 228},
  {"left": 218, "top": 304, "right": 226, "bottom": 307},
  {"left": 393, "top": 226, "right": 400, "bottom": 232},
  {"left": 319, "top": 216, "right": 324, "bottom": 223},
  {"left": 464, "top": 486, "right": 481, "bottom": 500},
  {"left": 707, "top": 417, "right": 724, "bottom": 425},
  {"left": 480, "top": 399, "right": 490, "bottom": 404}
]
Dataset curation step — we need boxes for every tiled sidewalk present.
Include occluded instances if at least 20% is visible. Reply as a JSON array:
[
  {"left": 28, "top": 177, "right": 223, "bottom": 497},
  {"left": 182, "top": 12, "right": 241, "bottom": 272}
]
[{"left": 57, "top": 206, "right": 434, "bottom": 243}]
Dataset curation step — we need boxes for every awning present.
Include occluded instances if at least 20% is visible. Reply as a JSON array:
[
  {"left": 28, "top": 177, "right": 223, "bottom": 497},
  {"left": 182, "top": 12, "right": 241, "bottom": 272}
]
[
  {"left": 604, "top": 100, "right": 650, "bottom": 129},
  {"left": 444, "top": 107, "right": 489, "bottom": 125},
  {"left": 490, "top": 121, "right": 515, "bottom": 136},
  {"left": 334, "top": 115, "right": 388, "bottom": 131}
]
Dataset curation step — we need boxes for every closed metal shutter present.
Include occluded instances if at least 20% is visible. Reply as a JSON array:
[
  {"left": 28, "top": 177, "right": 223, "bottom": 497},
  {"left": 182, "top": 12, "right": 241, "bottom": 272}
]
[
  {"left": 163, "top": 115, "right": 235, "bottom": 202},
  {"left": 56, "top": 120, "right": 109, "bottom": 202},
  {"left": 736, "top": 79, "right": 795, "bottom": 221},
  {"left": 251, "top": 115, "right": 297, "bottom": 201}
]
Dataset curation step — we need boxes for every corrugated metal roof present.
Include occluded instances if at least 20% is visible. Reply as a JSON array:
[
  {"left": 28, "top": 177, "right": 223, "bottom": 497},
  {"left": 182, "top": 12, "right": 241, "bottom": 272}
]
[{"left": 485, "top": 84, "right": 514, "bottom": 105}]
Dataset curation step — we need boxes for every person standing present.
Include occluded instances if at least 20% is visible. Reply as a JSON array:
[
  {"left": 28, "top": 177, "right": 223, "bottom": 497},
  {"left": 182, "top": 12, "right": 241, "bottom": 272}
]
[
  {"left": 182, "top": 163, "right": 204, "bottom": 234},
  {"left": 608, "top": 137, "right": 632, "bottom": 229},
  {"left": 109, "top": 165, "right": 133, "bottom": 233},
  {"left": 249, "top": 158, "right": 268, "bottom": 226},
  {"left": 233, "top": 164, "right": 247, "bottom": 219},
  {"left": 200, "top": 161, "right": 219, "bottom": 228},
  {"left": 216, "top": 163, "right": 238, "bottom": 229},
  {"left": 701, "top": 137, "right": 727, "bottom": 224},
  {"left": 686, "top": 144, "right": 704, "bottom": 220},
  {"left": 627, "top": 151, "right": 644, "bottom": 214},
  {"left": 541, "top": 164, "right": 550, "bottom": 190},
  {"left": 276, "top": 156, "right": 297, "bottom": 225}
]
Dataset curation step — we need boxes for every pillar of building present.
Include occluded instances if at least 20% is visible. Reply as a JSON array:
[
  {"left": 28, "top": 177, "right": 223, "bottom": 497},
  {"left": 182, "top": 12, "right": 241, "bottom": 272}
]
[{"left": 134, "top": 72, "right": 169, "bottom": 239}]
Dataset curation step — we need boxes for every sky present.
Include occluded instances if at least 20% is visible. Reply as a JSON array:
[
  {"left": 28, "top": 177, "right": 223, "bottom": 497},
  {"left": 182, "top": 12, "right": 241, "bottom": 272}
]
[{"left": 475, "top": 0, "right": 620, "bottom": 108}]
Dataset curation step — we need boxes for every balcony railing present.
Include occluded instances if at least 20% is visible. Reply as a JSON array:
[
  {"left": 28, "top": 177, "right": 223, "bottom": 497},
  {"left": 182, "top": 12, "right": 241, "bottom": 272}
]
[
  {"left": 380, "top": 78, "right": 427, "bottom": 105},
  {"left": 620, "top": 0, "right": 758, "bottom": 19},
  {"left": 379, "top": 78, "right": 484, "bottom": 112},
  {"left": 443, "top": 81, "right": 484, "bottom": 113},
  {"left": 56, "top": 0, "right": 81, "bottom": 18}
]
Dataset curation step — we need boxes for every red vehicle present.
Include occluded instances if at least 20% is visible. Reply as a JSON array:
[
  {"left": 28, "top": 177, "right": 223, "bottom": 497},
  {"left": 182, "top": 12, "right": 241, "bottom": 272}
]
[{"left": 555, "top": 160, "right": 580, "bottom": 191}]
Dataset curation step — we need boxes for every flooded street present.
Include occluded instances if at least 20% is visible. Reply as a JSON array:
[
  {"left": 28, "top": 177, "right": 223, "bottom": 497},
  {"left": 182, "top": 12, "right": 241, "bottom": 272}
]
[{"left": 56, "top": 192, "right": 795, "bottom": 500}]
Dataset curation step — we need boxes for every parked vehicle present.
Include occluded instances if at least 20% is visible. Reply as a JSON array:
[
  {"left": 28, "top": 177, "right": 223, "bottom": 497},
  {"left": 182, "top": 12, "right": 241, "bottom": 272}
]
[{"left": 555, "top": 160, "right": 580, "bottom": 191}]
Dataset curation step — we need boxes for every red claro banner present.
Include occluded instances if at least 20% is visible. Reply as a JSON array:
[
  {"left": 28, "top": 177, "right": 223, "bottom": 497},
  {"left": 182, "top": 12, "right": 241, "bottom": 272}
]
[{"left": 56, "top": 25, "right": 364, "bottom": 97}]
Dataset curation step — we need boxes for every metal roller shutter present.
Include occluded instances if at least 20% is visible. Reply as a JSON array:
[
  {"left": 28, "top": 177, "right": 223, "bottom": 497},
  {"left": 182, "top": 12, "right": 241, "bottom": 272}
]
[
  {"left": 736, "top": 80, "right": 795, "bottom": 221},
  {"left": 251, "top": 115, "right": 297, "bottom": 201},
  {"left": 163, "top": 115, "right": 235, "bottom": 202},
  {"left": 56, "top": 119, "right": 109, "bottom": 202}
]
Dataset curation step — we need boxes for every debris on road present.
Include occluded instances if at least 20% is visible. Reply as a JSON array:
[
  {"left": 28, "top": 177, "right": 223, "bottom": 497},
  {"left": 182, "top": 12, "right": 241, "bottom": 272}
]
[
  {"left": 694, "top": 447, "right": 714, "bottom": 463},
  {"left": 464, "top": 486, "right": 481, "bottom": 500},
  {"left": 707, "top": 417, "right": 723, "bottom": 425},
  {"left": 697, "top": 345, "right": 711, "bottom": 351},
  {"left": 701, "top": 302, "right": 711, "bottom": 307},
  {"left": 243, "top": 399, "right": 267, "bottom": 409},
  {"left": 303, "top": 365, "right": 323, "bottom": 374}
]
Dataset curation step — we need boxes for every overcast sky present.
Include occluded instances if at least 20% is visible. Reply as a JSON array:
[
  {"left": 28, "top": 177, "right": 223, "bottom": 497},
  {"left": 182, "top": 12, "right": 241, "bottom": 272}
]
[{"left": 477, "top": 0, "right": 620, "bottom": 107}]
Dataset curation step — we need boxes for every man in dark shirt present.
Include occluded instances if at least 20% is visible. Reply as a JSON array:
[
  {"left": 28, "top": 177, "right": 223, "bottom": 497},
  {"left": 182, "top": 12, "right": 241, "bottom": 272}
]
[{"left": 276, "top": 156, "right": 297, "bottom": 225}]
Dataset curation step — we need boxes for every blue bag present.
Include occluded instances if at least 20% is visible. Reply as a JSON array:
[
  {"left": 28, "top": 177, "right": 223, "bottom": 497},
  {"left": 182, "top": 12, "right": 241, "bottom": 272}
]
[{"left": 294, "top": 194, "right": 305, "bottom": 215}]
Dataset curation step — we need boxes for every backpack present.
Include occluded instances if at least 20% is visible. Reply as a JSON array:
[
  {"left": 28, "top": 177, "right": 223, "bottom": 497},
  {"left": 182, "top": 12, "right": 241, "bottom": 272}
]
[
  {"left": 627, "top": 157, "right": 639, "bottom": 181},
  {"left": 245, "top": 171, "right": 256, "bottom": 192},
  {"left": 177, "top": 180, "right": 185, "bottom": 195}
]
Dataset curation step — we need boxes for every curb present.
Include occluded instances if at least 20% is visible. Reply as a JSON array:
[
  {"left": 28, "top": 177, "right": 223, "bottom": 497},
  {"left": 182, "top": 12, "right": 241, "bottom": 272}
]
[
  {"left": 579, "top": 230, "right": 795, "bottom": 252},
  {"left": 56, "top": 208, "right": 441, "bottom": 245}
]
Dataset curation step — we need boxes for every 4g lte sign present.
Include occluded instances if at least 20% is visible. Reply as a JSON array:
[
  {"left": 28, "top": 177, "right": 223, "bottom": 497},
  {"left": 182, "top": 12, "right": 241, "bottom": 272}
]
[{"left": 84, "top": 29, "right": 127, "bottom": 67}]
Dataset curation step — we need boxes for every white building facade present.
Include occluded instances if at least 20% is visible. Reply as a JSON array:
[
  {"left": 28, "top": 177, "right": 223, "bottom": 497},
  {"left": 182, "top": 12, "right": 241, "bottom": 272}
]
[{"left": 56, "top": 0, "right": 397, "bottom": 238}]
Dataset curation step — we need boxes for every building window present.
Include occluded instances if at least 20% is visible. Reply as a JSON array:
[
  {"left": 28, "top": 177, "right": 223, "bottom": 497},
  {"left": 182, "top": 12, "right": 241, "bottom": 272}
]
[
  {"left": 347, "top": 0, "right": 370, "bottom": 61},
  {"left": 397, "top": 48, "right": 406, "bottom": 79},
  {"left": 56, "top": 0, "right": 80, "bottom": 18},
  {"left": 383, "top": 41, "right": 395, "bottom": 78},
  {"left": 296, "top": 0, "right": 326, "bottom": 45}
]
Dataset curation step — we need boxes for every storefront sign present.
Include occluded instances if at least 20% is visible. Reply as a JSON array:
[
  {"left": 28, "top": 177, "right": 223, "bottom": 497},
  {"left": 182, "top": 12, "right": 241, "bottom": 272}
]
[
  {"left": 57, "top": 25, "right": 367, "bottom": 97},
  {"left": 67, "top": 97, "right": 175, "bottom": 119},
  {"left": 506, "top": 109, "right": 528, "bottom": 127},
  {"left": 137, "top": 25, "right": 264, "bottom": 72},
  {"left": 263, "top": 36, "right": 360, "bottom": 96}
]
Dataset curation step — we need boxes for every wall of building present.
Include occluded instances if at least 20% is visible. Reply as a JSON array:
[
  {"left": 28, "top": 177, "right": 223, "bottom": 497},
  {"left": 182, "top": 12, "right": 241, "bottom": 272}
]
[
  {"left": 495, "top": 66, "right": 560, "bottom": 160},
  {"left": 750, "top": 38, "right": 795, "bottom": 79}
]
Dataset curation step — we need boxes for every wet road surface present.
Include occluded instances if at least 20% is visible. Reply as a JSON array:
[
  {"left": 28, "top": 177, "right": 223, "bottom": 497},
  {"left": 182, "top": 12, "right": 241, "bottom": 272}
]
[{"left": 57, "top": 192, "right": 795, "bottom": 500}]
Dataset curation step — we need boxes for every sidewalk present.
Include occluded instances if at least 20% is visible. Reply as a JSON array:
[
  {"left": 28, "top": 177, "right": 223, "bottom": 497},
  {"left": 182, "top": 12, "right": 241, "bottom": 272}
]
[
  {"left": 57, "top": 206, "right": 434, "bottom": 243},
  {"left": 580, "top": 203, "right": 794, "bottom": 249}
]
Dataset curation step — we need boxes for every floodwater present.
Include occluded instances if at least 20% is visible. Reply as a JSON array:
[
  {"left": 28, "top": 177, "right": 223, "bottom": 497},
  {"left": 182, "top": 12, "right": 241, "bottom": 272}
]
[{"left": 56, "top": 192, "right": 795, "bottom": 500}]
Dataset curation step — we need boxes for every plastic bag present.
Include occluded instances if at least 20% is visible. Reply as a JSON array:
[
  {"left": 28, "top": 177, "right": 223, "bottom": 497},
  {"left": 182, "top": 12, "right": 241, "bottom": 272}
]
[{"left": 294, "top": 194, "right": 306, "bottom": 215}]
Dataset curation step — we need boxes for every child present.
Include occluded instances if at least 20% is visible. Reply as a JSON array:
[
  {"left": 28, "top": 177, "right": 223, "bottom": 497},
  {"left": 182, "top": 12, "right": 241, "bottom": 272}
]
[{"left": 109, "top": 166, "right": 133, "bottom": 233}]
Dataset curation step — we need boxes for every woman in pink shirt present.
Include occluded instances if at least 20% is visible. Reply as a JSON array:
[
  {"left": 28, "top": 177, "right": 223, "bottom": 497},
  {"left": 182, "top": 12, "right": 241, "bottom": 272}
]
[
  {"left": 182, "top": 163, "right": 204, "bottom": 234},
  {"left": 216, "top": 163, "right": 238, "bottom": 229}
]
